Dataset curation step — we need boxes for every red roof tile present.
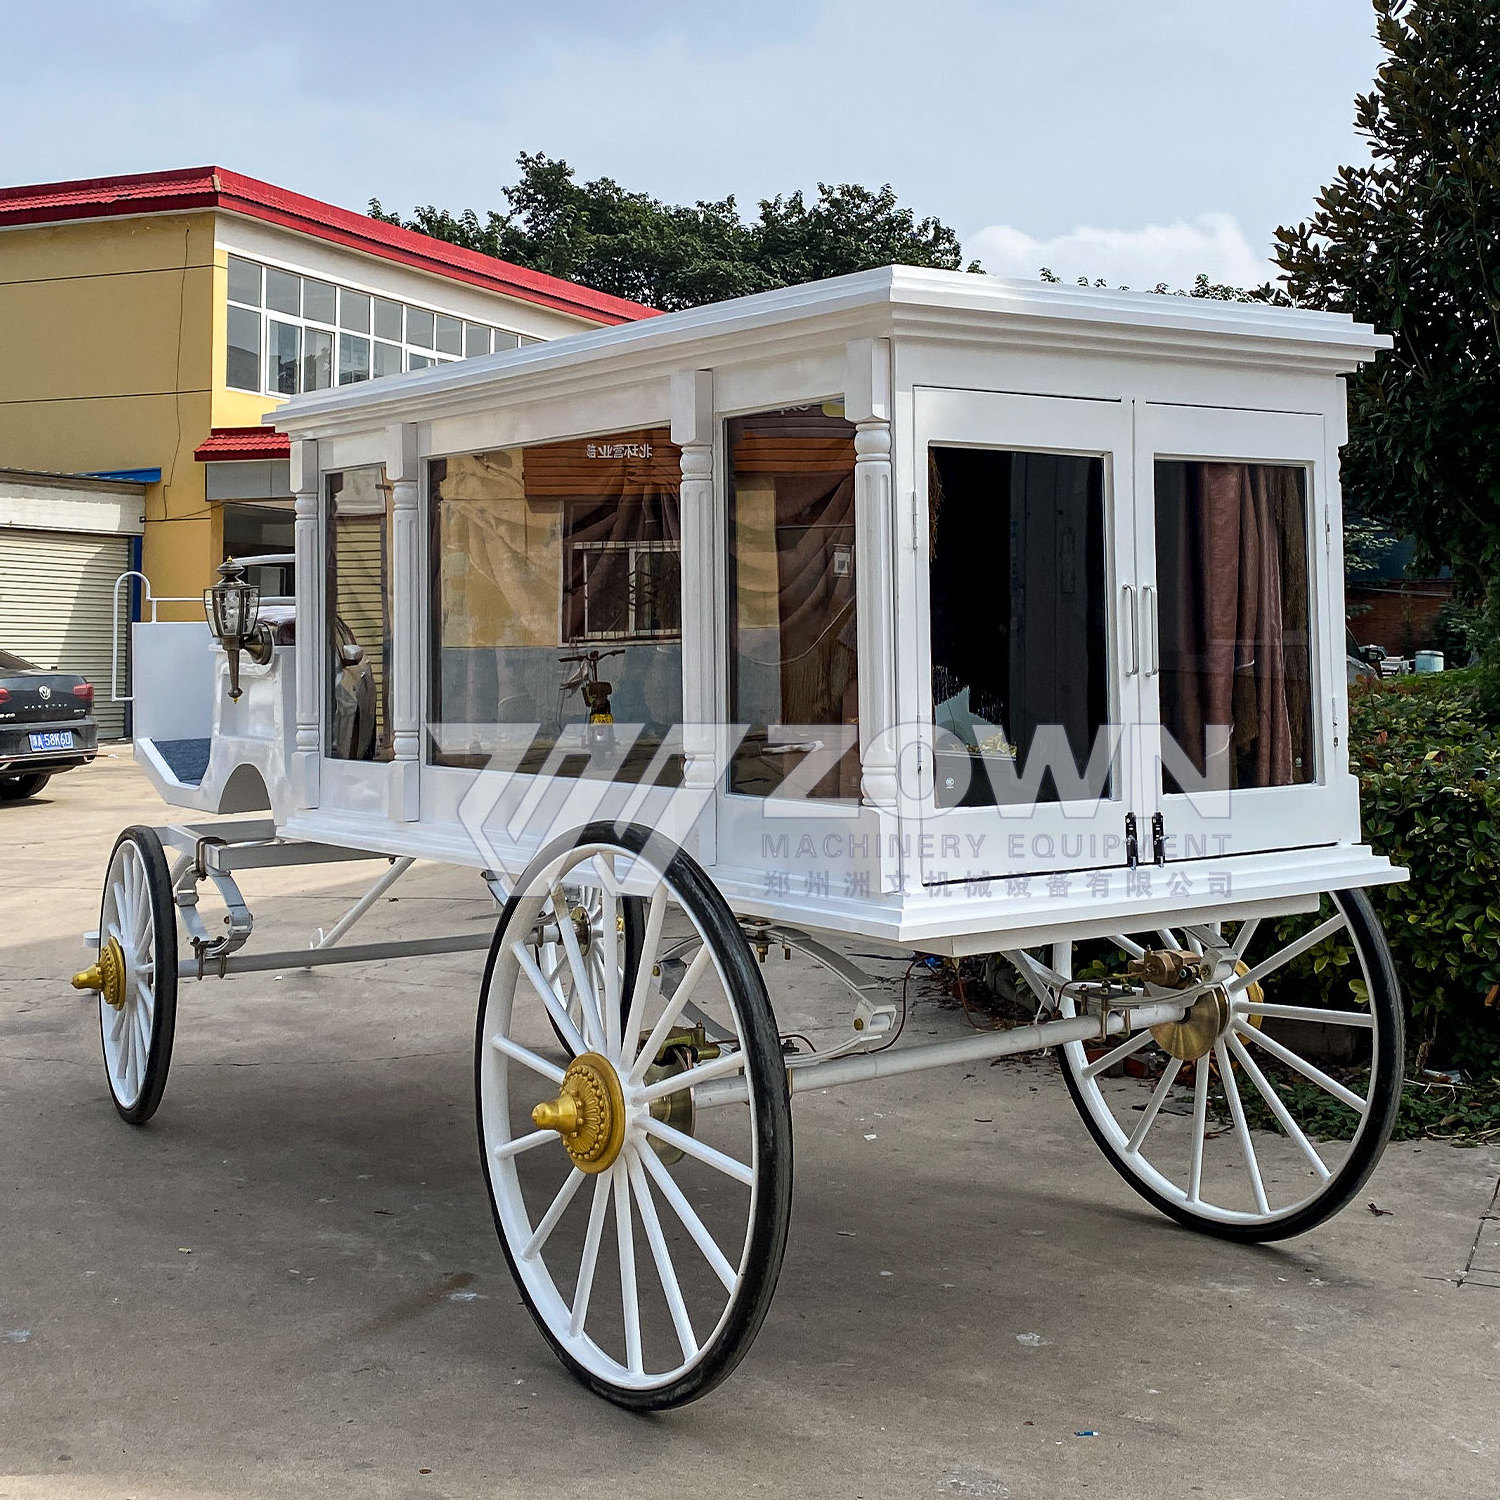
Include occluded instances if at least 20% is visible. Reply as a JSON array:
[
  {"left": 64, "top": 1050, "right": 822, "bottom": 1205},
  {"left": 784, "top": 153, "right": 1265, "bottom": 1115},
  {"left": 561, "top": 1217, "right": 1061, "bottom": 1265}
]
[
  {"left": 0, "top": 166, "right": 658, "bottom": 326},
  {"left": 194, "top": 427, "right": 291, "bottom": 462}
]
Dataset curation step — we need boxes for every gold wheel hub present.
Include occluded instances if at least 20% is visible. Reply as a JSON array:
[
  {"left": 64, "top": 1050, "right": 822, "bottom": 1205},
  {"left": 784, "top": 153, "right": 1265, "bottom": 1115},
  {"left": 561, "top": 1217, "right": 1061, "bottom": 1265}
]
[
  {"left": 1150, "top": 987, "right": 1231, "bottom": 1062},
  {"left": 532, "top": 1052, "right": 627, "bottom": 1172},
  {"left": 72, "top": 936, "right": 128, "bottom": 1011}
]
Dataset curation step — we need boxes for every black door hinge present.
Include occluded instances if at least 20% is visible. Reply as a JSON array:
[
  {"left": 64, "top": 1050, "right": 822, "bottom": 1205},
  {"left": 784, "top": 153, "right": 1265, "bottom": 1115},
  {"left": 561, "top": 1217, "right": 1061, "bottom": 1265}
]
[
  {"left": 1151, "top": 811, "right": 1166, "bottom": 866},
  {"left": 1125, "top": 812, "right": 1139, "bottom": 869}
]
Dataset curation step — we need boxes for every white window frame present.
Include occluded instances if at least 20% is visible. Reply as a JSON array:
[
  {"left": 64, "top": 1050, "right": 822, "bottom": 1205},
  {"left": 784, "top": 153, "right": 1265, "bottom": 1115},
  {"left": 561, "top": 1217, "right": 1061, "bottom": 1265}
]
[{"left": 223, "top": 253, "right": 531, "bottom": 399}]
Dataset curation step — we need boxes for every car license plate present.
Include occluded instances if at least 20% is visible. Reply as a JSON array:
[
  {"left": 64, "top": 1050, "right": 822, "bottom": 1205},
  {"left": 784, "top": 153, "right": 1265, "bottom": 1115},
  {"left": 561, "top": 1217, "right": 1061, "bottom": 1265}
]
[{"left": 28, "top": 731, "right": 73, "bottom": 752}]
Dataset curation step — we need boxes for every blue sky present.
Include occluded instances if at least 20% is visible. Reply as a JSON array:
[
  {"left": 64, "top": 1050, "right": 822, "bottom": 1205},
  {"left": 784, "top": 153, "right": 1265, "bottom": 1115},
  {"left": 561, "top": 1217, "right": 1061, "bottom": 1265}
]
[{"left": 3, "top": 0, "right": 1385, "bottom": 289}]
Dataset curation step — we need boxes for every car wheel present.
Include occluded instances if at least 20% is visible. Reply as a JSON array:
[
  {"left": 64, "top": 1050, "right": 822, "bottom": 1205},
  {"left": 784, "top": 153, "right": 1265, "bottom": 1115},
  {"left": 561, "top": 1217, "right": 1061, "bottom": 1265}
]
[{"left": 0, "top": 772, "right": 51, "bottom": 800}]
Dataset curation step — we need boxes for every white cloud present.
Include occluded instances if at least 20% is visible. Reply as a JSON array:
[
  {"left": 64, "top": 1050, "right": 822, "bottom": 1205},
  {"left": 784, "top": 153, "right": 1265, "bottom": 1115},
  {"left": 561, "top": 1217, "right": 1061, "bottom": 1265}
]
[{"left": 968, "top": 212, "right": 1275, "bottom": 292}]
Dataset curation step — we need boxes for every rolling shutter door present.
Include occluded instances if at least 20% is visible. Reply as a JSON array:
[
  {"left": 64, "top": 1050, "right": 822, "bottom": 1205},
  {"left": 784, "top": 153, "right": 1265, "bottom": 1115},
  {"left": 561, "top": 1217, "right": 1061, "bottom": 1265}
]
[{"left": 0, "top": 529, "right": 134, "bottom": 739}]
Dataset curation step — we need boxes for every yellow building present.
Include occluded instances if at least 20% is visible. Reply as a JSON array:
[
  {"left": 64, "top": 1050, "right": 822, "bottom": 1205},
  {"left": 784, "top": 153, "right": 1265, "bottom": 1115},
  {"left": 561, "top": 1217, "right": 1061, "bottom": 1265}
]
[{"left": 0, "top": 165, "right": 652, "bottom": 734}]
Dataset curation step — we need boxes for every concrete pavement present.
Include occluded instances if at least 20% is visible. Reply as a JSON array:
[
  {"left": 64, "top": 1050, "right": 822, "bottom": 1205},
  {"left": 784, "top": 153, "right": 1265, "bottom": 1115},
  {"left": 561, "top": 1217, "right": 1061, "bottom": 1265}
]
[{"left": 2, "top": 755, "right": 1498, "bottom": 1499}]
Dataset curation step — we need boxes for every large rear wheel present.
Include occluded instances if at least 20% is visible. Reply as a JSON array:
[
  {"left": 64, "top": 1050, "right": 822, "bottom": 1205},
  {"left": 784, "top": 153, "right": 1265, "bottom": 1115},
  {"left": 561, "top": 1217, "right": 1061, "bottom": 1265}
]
[
  {"left": 477, "top": 822, "right": 793, "bottom": 1409},
  {"left": 1046, "top": 889, "right": 1403, "bottom": 1242}
]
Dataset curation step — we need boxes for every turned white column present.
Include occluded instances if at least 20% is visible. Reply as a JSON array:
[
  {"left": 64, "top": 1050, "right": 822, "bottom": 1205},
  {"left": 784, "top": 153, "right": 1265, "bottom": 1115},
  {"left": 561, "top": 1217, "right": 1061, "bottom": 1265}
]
[
  {"left": 672, "top": 369, "right": 720, "bottom": 862},
  {"left": 291, "top": 437, "right": 321, "bottom": 808},
  {"left": 847, "top": 339, "right": 899, "bottom": 811},
  {"left": 387, "top": 422, "right": 421, "bottom": 822}
]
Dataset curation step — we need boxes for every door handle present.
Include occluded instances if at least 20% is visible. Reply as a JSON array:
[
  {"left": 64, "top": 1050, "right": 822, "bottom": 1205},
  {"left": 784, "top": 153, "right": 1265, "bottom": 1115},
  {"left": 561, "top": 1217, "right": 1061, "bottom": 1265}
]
[
  {"left": 1121, "top": 585, "right": 1138, "bottom": 675},
  {"left": 1143, "top": 585, "right": 1160, "bottom": 677}
]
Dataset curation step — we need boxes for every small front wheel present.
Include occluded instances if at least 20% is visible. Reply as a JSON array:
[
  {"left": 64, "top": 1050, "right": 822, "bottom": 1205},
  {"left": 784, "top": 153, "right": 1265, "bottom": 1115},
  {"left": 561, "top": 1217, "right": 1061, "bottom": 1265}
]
[
  {"left": 477, "top": 822, "right": 792, "bottom": 1410},
  {"left": 90, "top": 827, "right": 178, "bottom": 1124}
]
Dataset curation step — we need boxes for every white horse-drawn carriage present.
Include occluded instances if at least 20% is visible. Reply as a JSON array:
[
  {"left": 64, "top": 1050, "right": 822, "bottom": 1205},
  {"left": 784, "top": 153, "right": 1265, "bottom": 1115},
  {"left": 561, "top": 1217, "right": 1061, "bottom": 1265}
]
[{"left": 74, "top": 268, "right": 1403, "bottom": 1408}]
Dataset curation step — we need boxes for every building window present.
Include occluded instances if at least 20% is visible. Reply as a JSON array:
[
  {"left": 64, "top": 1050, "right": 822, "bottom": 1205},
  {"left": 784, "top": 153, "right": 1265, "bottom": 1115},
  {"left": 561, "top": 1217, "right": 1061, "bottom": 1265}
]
[{"left": 223, "top": 254, "right": 530, "bottom": 399}]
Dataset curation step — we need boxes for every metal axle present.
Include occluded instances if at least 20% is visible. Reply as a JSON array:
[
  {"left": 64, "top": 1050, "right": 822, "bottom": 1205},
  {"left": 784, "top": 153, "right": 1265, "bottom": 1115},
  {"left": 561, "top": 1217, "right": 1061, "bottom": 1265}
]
[{"left": 694, "top": 997, "right": 1189, "bottom": 1109}]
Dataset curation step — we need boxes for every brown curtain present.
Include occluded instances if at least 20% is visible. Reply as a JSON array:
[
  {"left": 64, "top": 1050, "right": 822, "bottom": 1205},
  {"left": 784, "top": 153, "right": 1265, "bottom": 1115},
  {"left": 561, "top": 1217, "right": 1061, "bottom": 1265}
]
[{"left": 1170, "top": 463, "right": 1307, "bottom": 788}]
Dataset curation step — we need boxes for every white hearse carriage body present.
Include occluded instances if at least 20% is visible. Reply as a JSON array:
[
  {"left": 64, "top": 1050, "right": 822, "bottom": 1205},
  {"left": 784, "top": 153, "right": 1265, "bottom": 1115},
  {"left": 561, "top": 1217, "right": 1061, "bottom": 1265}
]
[{"left": 82, "top": 269, "right": 1404, "bottom": 1408}]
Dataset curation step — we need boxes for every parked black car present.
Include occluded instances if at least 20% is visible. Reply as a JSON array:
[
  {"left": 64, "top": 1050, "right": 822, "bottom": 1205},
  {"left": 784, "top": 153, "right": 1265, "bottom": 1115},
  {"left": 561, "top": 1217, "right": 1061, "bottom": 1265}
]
[{"left": 0, "top": 648, "right": 99, "bottom": 800}]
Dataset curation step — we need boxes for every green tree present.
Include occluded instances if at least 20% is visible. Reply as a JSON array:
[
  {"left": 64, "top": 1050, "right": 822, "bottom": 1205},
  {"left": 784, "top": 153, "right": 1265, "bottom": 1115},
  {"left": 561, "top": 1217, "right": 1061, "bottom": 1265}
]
[
  {"left": 370, "top": 153, "right": 976, "bottom": 312},
  {"left": 1274, "top": 0, "right": 1500, "bottom": 618}
]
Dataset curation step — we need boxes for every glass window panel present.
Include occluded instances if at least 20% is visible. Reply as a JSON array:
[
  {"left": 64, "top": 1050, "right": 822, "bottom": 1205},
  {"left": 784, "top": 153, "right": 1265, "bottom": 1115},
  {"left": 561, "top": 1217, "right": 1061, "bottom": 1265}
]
[
  {"left": 268, "top": 319, "right": 300, "bottom": 396},
  {"left": 303, "top": 278, "right": 337, "bottom": 324},
  {"left": 464, "top": 322, "right": 490, "bottom": 357},
  {"left": 303, "top": 327, "right": 333, "bottom": 391},
  {"left": 928, "top": 447, "right": 1109, "bottom": 808},
  {"left": 435, "top": 314, "right": 463, "bottom": 355},
  {"left": 325, "top": 468, "right": 393, "bottom": 762},
  {"left": 226, "top": 304, "right": 261, "bottom": 391},
  {"left": 407, "top": 352, "right": 433, "bottom": 371},
  {"left": 406, "top": 306, "right": 434, "bottom": 348},
  {"left": 265, "top": 267, "right": 301, "bottom": 317},
  {"left": 427, "top": 429, "right": 682, "bottom": 781},
  {"left": 493, "top": 330, "right": 520, "bottom": 352},
  {"left": 373, "top": 297, "right": 403, "bottom": 341},
  {"left": 518, "top": 334, "right": 543, "bottom": 347},
  {"left": 339, "top": 288, "right": 371, "bottom": 333},
  {"left": 372, "top": 341, "right": 403, "bottom": 379},
  {"left": 338, "top": 333, "right": 370, "bottom": 385},
  {"left": 727, "top": 406, "right": 859, "bottom": 799},
  {"left": 227, "top": 255, "right": 261, "bottom": 306},
  {"left": 1154, "top": 461, "right": 1314, "bottom": 790}
]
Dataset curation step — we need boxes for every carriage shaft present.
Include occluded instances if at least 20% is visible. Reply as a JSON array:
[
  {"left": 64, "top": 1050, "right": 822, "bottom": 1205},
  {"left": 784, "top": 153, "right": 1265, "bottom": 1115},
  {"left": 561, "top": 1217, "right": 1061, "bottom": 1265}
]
[{"left": 694, "top": 998, "right": 1189, "bottom": 1108}]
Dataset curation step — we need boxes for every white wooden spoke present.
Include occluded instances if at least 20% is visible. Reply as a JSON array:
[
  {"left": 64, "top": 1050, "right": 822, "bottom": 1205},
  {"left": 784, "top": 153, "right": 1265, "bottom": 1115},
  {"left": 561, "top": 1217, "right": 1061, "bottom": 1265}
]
[
  {"left": 630, "top": 945, "right": 714, "bottom": 1084},
  {"left": 492, "top": 1127, "right": 558, "bottom": 1163},
  {"left": 613, "top": 1166, "right": 643, "bottom": 1375},
  {"left": 1156, "top": 929, "right": 1180, "bottom": 952},
  {"left": 1236, "top": 1021, "right": 1368, "bottom": 1115},
  {"left": 135, "top": 975, "right": 154, "bottom": 1012},
  {"left": 1081, "top": 1028, "right": 1155, "bottom": 1082},
  {"left": 1186, "top": 1060, "right": 1209, "bottom": 1205},
  {"left": 1231, "top": 913, "right": 1347, "bottom": 994},
  {"left": 132, "top": 1002, "right": 151, "bottom": 1064},
  {"left": 600, "top": 888, "right": 622, "bottom": 1060},
  {"left": 491, "top": 1031, "right": 567, "bottom": 1085},
  {"left": 1216, "top": 1041, "right": 1269, "bottom": 1215},
  {"left": 638, "top": 1140, "right": 738, "bottom": 1291},
  {"left": 1237, "top": 1001, "right": 1374, "bottom": 1029},
  {"left": 523, "top": 1167, "right": 586, "bottom": 1260},
  {"left": 1110, "top": 934, "right": 1148, "bottom": 959},
  {"left": 642, "top": 1117, "right": 754, "bottom": 1186},
  {"left": 1226, "top": 1033, "right": 1331, "bottom": 1181},
  {"left": 635, "top": 1049, "right": 746, "bottom": 1107},
  {"left": 623, "top": 885, "right": 668, "bottom": 1054},
  {"left": 1125, "top": 1055, "right": 1183, "bottom": 1155},
  {"left": 1230, "top": 918, "right": 1261, "bottom": 958},
  {"left": 549, "top": 885, "right": 604, "bottom": 1052},
  {"left": 589, "top": 852, "right": 625, "bottom": 899},
  {"left": 108, "top": 999, "right": 129, "bottom": 1047},
  {"left": 512, "top": 941, "right": 587, "bottom": 1057},
  {"left": 570, "top": 1172, "right": 612, "bottom": 1337},
  {"left": 627, "top": 1148, "right": 697, "bottom": 1361}
]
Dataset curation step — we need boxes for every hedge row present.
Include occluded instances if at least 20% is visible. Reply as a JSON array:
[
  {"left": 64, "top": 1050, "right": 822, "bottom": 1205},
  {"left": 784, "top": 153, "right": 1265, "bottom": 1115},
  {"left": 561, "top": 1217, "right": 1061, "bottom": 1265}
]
[{"left": 1349, "top": 670, "right": 1500, "bottom": 1074}]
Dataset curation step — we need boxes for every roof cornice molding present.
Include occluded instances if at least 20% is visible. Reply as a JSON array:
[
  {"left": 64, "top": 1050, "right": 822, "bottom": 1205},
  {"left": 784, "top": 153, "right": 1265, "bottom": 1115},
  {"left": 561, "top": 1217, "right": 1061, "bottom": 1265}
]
[{"left": 268, "top": 266, "right": 1389, "bottom": 439}]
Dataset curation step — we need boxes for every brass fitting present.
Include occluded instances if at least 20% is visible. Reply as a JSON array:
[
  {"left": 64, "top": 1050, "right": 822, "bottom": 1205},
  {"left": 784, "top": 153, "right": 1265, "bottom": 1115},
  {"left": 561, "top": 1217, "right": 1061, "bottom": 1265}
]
[{"left": 72, "top": 936, "right": 127, "bottom": 1010}]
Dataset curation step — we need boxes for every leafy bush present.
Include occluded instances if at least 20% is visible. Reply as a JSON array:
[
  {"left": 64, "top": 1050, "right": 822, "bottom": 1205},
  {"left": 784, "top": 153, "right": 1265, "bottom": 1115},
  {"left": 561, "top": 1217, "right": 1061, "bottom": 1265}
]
[{"left": 1350, "top": 669, "right": 1500, "bottom": 1075}]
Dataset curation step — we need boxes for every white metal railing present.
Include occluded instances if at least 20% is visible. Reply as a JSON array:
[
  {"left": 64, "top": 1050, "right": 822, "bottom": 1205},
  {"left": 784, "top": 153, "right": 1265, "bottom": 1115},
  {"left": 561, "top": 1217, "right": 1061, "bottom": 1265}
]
[{"left": 111, "top": 571, "right": 204, "bottom": 704}]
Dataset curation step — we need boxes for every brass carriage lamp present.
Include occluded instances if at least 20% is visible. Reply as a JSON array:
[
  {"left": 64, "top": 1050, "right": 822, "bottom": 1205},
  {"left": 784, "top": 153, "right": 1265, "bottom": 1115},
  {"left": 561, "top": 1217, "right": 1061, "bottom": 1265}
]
[{"left": 204, "top": 558, "right": 273, "bottom": 701}]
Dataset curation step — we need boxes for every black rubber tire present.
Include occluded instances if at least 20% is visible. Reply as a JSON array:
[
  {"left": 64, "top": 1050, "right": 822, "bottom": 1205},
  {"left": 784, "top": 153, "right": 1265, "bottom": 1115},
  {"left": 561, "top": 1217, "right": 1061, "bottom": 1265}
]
[
  {"left": 476, "top": 820, "right": 793, "bottom": 1411},
  {"left": 1059, "top": 887, "right": 1404, "bottom": 1243},
  {"left": 0, "top": 772, "right": 51, "bottom": 800},
  {"left": 98, "top": 825, "right": 179, "bottom": 1126}
]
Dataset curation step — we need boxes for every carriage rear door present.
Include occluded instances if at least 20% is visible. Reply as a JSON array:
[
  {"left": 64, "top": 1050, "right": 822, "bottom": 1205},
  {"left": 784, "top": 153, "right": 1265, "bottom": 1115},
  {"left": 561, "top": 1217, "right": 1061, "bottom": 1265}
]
[
  {"left": 1132, "top": 403, "right": 1343, "bottom": 863},
  {"left": 914, "top": 389, "right": 1145, "bottom": 885}
]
